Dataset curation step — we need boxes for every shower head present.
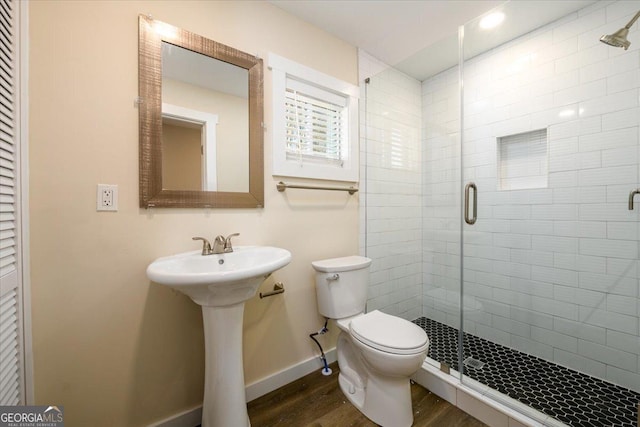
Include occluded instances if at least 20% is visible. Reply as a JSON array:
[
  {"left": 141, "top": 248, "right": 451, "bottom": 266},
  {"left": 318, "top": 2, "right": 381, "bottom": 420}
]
[
  {"left": 600, "top": 10, "right": 640, "bottom": 50},
  {"left": 600, "top": 27, "right": 631, "bottom": 50}
]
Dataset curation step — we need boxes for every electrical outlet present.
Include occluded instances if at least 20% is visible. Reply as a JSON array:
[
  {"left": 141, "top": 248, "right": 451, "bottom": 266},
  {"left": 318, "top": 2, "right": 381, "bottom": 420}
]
[{"left": 97, "top": 184, "right": 118, "bottom": 211}]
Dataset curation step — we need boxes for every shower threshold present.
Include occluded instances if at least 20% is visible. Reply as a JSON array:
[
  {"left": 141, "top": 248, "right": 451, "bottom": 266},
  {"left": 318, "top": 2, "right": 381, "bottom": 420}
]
[{"left": 413, "top": 317, "right": 639, "bottom": 427}]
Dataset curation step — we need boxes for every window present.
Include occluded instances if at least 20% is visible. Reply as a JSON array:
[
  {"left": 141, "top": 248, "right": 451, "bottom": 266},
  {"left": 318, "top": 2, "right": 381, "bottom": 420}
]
[
  {"left": 284, "top": 80, "right": 346, "bottom": 167},
  {"left": 497, "top": 129, "right": 548, "bottom": 191},
  {"left": 270, "top": 53, "right": 359, "bottom": 182}
]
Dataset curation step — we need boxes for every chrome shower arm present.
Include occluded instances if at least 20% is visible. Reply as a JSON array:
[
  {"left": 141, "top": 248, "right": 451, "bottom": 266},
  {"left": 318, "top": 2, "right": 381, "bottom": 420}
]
[{"left": 624, "top": 10, "right": 640, "bottom": 29}]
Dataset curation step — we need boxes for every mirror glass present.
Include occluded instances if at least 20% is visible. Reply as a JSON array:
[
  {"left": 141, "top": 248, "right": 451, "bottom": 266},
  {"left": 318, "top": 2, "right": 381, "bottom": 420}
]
[
  {"left": 138, "top": 16, "right": 264, "bottom": 208},
  {"left": 161, "top": 43, "right": 249, "bottom": 192}
]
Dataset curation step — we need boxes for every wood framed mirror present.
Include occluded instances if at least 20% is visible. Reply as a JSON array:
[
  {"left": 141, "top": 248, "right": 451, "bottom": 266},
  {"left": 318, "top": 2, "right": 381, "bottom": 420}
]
[{"left": 138, "top": 15, "right": 264, "bottom": 208}]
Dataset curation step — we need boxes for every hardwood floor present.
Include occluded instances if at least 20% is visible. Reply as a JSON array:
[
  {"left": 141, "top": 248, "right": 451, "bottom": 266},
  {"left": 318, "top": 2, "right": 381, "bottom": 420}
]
[{"left": 247, "top": 363, "right": 487, "bottom": 426}]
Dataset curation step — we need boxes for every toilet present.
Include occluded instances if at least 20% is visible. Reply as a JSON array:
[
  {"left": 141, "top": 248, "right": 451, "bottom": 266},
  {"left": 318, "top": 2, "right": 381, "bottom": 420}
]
[{"left": 312, "top": 256, "right": 429, "bottom": 427}]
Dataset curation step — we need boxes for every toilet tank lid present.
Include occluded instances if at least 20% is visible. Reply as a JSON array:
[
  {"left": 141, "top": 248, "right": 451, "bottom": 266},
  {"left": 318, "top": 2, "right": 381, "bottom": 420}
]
[{"left": 311, "top": 256, "right": 372, "bottom": 273}]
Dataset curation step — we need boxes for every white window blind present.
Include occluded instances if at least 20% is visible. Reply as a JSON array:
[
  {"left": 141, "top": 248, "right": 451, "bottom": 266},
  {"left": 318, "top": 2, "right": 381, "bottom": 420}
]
[
  {"left": 0, "top": 0, "right": 23, "bottom": 406},
  {"left": 284, "top": 79, "right": 347, "bottom": 167},
  {"left": 497, "top": 128, "right": 548, "bottom": 191},
  {"left": 270, "top": 53, "right": 359, "bottom": 182}
]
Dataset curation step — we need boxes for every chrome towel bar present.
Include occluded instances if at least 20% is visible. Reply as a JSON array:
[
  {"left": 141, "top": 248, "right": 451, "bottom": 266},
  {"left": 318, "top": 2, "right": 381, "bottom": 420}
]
[{"left": 276, "top": 181, "right": 358, "bottom": 195}]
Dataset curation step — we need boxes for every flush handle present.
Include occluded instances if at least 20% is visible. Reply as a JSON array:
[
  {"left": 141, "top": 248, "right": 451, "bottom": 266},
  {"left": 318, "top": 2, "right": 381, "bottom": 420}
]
[{"left": 326, "top": 273, "right": 340, "bottom": 281}]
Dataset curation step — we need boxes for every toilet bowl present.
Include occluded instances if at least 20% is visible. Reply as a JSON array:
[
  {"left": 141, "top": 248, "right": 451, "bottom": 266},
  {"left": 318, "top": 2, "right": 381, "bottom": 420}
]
[
  {"left": 312, "top": 256, "right": 429, "bottom": 427},
  {"left": 336, "top": 311, "right": 429, "bottom": 426}
]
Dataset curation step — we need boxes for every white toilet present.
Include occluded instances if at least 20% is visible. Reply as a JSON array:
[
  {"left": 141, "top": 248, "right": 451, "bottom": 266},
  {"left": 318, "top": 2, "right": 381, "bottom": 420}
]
[{"left": 312, "top": 256, "right": 429, "bottom": 427}]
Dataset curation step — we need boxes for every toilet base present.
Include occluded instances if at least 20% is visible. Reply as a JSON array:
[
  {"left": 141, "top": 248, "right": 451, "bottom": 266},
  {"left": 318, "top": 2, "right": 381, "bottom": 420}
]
[
  {"left": 338, "top": 372, "right": 365, "bottom": 410},
  {"left": 338, "top": 366, "right": 413, "bottom": 427}
]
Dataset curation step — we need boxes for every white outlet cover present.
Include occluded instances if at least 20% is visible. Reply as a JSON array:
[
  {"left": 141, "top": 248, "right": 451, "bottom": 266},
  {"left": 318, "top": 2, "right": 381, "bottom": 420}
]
[{"left": 97, "top": 184, "right": 118, "bottom": 212}]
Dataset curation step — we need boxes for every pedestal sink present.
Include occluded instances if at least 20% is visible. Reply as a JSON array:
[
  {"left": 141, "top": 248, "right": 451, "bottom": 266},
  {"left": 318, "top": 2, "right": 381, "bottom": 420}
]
[{"left": 147, "top": 246, "right": 292, "bottom": 427}]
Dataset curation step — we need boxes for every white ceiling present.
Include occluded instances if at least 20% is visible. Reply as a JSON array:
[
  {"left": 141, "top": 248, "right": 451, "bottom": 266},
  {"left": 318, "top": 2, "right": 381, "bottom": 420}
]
[
  {"left": 269, "top": 0, "right": 597, "bottom": 81},
  {"left": 269, "top": 0, "right": 503, "bottom": 67}
]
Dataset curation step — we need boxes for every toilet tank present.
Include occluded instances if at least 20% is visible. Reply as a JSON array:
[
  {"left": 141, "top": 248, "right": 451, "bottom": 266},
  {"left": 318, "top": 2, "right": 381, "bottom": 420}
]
[{"left": 311, "top": 256, "right": 372, "bottom": 319}]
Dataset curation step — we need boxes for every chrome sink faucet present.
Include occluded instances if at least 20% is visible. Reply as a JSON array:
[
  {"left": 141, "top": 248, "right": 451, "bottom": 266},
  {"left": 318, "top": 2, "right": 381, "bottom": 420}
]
[{"left": 192, "top": 233, "right": 240, "bottom": 255}]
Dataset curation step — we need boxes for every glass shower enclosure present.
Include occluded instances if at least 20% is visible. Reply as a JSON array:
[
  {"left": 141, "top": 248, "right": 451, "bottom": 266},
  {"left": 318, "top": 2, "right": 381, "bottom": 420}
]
[{"left": 363, "top": 1, "right": 640, "bottom": 425}]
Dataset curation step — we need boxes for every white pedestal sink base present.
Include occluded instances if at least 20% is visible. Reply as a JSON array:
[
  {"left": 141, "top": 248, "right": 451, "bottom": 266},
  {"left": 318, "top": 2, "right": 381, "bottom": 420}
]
[
  {"left": 147, "top": 246, "right": 292, "bottom": 426},
  {"left": 202, "top": 304, "right": 251, "bottom": 427}
]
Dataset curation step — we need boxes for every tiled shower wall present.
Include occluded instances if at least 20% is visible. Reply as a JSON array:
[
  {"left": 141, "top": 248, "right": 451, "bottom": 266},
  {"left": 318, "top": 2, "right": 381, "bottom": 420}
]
[
  {"left": 359, "top": 50, "right": 423, "bottom": 320},
  {"left": 423, "top": 0, "right": 640, "bottom": 392},
  {"left": 422, "top": 64, "right": 462, "bottom": 327}
]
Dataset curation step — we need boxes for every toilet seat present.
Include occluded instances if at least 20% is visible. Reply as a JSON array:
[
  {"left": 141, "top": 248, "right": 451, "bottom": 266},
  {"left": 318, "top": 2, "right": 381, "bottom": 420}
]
[{"left": 349, "top": 310, "right": 429, "bottom": 355}]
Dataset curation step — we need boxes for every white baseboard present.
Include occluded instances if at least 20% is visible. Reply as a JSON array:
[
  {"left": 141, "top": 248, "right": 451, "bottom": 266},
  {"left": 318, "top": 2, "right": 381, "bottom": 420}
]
[
  {"left": 150, "top": 348, "right": 337, "bottom": 427},
  {"left": 245, "top": 347, "right": 337, "bottom": 402},
  {"left": 147, "top": 406, "right": 203, "bottom": 427}
]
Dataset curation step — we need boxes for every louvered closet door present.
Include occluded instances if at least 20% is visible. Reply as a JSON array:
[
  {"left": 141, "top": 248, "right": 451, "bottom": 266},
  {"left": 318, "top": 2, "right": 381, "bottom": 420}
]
[{"left": 0, "top": 0, "right": 23, "bottom": 406}]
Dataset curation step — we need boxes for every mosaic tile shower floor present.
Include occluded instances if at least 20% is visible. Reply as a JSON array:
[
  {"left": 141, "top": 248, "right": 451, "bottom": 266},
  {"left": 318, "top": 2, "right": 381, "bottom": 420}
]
[{"left": 412, "top": 317, "right": 640, "bottom": 427}]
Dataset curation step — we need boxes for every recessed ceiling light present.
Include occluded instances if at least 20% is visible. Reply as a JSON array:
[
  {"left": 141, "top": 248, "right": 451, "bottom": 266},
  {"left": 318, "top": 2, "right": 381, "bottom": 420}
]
[
  {"left": 479, "top": 12, "right": 505, "bottom": 30},
  {"left": 558, "top": 109, "right": 576, "bottom": 118}
]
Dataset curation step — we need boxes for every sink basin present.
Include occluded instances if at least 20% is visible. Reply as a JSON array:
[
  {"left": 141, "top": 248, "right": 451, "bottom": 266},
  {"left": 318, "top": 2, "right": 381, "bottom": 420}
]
[
  {"left": 147, "top": 245, "right": 292, "bottom": 306},
  {"left": 147, "top": 245, "right": 291, "bottom": 427}
]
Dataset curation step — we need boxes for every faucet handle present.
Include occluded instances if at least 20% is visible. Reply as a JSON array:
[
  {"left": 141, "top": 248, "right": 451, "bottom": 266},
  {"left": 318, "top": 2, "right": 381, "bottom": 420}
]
[
  {"left": 212, "top": 235, "right": 226, "bottom": 253},
  {"left": 192, "top": 237, "right": 212, "bottom": 255},
  {"left": 224, "top": 233, "right": 240, "bottom": 253}
]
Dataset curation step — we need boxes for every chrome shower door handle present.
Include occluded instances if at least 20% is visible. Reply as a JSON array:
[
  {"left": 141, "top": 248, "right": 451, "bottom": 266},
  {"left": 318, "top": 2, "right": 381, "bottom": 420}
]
[
  {"left": 465, "top": 182, "right": 477, "bottom": 225},
  {"left": 629, "top": 188, "right": 640, "bottom": 210}
]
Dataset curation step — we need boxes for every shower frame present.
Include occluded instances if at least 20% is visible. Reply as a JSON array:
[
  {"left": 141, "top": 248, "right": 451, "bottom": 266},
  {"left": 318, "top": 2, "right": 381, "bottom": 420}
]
[{"left": 363, "top": 1, "right": 640, "bottom": 425}]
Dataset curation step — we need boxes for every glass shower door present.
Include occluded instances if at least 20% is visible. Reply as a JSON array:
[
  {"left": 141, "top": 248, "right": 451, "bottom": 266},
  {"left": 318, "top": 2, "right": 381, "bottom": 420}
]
[
  {"left": 459, "top": 1, "right": 640, "bottom": 425},
  {"left": 362, "top": 63, "right": 425, "bottom": 322}
]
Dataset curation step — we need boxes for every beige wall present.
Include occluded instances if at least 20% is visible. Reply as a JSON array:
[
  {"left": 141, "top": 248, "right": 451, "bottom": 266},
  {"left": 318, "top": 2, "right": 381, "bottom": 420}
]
[{"left": 28, "top": 1, "right": 358, "bottom": 425}]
